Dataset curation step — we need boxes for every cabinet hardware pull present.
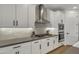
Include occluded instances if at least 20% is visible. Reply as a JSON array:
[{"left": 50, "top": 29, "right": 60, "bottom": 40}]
[
  {"left": 34, "top": 42, "right": 39, "bottom": 43},
  {"left": 16, "top": 20, "right": 18, "bottom": 26},
  {"left": 13, "top": 20, "right": 15, "bottom": 26},
  {"left": 15, "top": 51, "right": 19, "bottom": 54},
  {"left": 40, "top": 44, "right": 41, "bottom": 49},
  {"left": 47, "top": 42, "right": 49, "bottom": 46},
  {"left": 13, "top": 46, "right": 21, "bottom": 49}
]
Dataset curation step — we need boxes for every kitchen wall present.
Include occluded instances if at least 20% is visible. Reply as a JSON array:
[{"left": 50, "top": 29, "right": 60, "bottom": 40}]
[
  {"left": 34, "top": 28, "right": 58, "bottom": 35},
  {"left": 0, "top": 28, "right": 58, "bottom": 41},
  {"left": 0, "top": 28, "right": 34, "bottom": 40}
]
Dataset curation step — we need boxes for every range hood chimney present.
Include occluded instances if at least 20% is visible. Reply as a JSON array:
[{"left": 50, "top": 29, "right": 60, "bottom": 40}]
[{"left": 35, "top": 4, "right": 50, "bottom": 24}]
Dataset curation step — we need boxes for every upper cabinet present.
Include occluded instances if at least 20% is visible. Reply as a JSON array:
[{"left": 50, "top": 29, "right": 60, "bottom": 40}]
[
  {"left": 0, "top": 4, "right": 36, "bottom": 28},
  {"left": 47, "top": 9, "right": 65, "bottom": 28},
  {"left": 16, "top": 4, "right": 28, "bottom": 28},
  {"left": 0, "top": 4, "right": 16, "bottom": 28},
  {"left": 28, "top": 5, "right": 36, "bottom": 28}
]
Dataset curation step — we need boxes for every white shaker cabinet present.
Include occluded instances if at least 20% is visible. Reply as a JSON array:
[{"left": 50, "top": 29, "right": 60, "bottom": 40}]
[
  {"left": 47, "top": 10, "right": 64, "bottom": 28},
  {"left": 46, "top": 38, "right": 54, "bottom": 53},
  {"left": 0, "top": 4, "right": 15, "bottom": 28},
  {"left": 54, "top": 11, "right": 64, "bottom": 28},
  {"left": 15, "top": 4, "right": 28, "bottom": 28},
  {"left": 0, "top": 46, "right": 14, "bottom": 54},
  {"left": 28, "top": 5, "right": 36, "bottom": 28},
  {"left": 19, "top": 42, "right": 32, "bottom": 54},
  {"left": 53, "top": 36, "right": 59, "bottom": 49},
  {"left": 41, "top": 39, "right": 48, "bottom": 54},
  {"left": 31, "top": 40, "right": 41, "bottom": 54},
  {"left": 47, "top": 9, "right": 55, "bottom": 28},
  {"left": 0, "top": 42, "right": 32, "bottom": 54},
  {"left": 0, "top": 4, "right": 36, "bottom": 28}
]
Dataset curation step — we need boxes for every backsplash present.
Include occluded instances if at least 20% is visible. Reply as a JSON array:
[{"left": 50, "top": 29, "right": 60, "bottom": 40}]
[
  {"left": 0, "top": 28, "right": 34, "bottom": 40},
  {"left": 0, "top": 28, "right": 58, "bottom": 41}
]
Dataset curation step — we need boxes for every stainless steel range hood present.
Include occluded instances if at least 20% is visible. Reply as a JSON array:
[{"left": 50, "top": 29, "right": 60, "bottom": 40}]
[{"left": 35, "top": 4, "right": 50, "bottom": 24}]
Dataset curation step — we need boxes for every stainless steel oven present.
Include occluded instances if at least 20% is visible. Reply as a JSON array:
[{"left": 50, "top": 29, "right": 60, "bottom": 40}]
[
  {"left": 58, "top": 31, "right": 64, "bottom": 42},
  {"left": 58, "top": 23, "right": 64, "bottom": 42},
  {"left": 58, "top": 23, "right": 64, "bottom": 31}
]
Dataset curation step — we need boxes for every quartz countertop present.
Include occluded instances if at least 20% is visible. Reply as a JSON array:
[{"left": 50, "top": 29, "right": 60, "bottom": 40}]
[{"left": 0, "top": 35, "right": 58, "bottom": 48}]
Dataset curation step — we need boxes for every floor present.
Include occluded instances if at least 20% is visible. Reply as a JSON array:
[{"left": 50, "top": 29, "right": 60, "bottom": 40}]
[{"left": 48, "top": 45, "right": 72, "bottom": 54}]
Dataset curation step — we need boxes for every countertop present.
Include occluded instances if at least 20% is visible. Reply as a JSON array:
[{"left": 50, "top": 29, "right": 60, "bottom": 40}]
[{"left": 0, "top": 35, "right": 58, "bottom": 48}]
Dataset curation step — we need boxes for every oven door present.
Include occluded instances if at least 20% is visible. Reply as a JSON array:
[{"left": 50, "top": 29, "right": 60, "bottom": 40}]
[
  {"left": 58, "top": 24, "right": 64, "bottom": 30},
  {"left": 59, "top": 32, "right": 64, "bottom": 42}
]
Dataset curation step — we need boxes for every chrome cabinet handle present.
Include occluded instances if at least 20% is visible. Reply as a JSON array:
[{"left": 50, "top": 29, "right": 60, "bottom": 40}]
[
  {"left": 40, "top": 44, "right": 41, "bottom": 49},
  {"left": 15, "top": 51, "right": 19, "bottom": 54},
  {"left": 47, "top": 42, "right": 49, "bottom": 46},
  {"left": 13, "top": 46, "right": 21, "bottom": 49},
  {"left": 16, "top": 20, "right": 18, "bottom": 26},
  {"left": 66, "top": 32, "right": 70, "bottom": 35},
  {"left": 13, "top": 20, "right": 15, "bottom": 26},
  {"left": 34, "top": 42, "right": 39, "bottom": 43}
]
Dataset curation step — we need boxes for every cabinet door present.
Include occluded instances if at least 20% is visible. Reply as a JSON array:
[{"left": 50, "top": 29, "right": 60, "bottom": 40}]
[
  {"left": 28, "top": 5, "right": 36, "bottom": 28},
  {"left": 16, "top": 4, "right": 28, "bottom": 28},
  {"left": 0, "top": 4, "right": 15, "bottom": 28},
  {"left": 41, "top": 39, "right": 47, "bottom": 54},
  {"left": 47, "top": 10, "right": 55, "bottom": 28},
  {"left": 0, "top": 46, "right": 14, "bottom": 54},
  {"left": 46, "top": 38, "right": 54, "bottom": 53},
  {"left": 54, "top": 11, "right": 64, "bottom": 28},
  {"left": 53, "top": 37, "right": 59, "bottom": 49},
  {"left": 19, "top": 42, "right": 32, "bottom": 54},
  {"left": 32, "top": 40, "right": 41, "bottom": 54}
]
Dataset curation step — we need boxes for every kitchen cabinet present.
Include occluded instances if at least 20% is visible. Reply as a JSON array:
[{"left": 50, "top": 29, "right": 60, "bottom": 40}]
[
  {"left": 31, "top": 38, "right": 55, "bottom": 54},
  {"left": 0, "top": 4, "right": 36, "bottom": 28},
  {"left": 15, "top": 4, "right": 28, "bottom": 28},
  {"left": 41, "top": 39, "right": 48, "bottom": 54},
  {"left": 46, "top": 38, "right": 54, "bottom": 53},
  {"left": 64, "top": 12, "right": 79, "bottom": 45},
  {"left": 0, "top": 37, "right": 60, "bottom": 54},
  {"left": 0, "top": 42, "right": 32, "bottom": 54},
  {"left": 0, "top": 46, "right": 14, "bottom": 54},
  {"left": 47, "top": 9, "right": 55, "bottom": 28},
  {"left": 19, "top": 42, "right": 32, "bottom": 54},
  {"left": 53, "top": 36, "right": 59, "bottom": 49},
  {"left": 0, "top": 4, "right": 15, "bottom": 28},
  {"left": 15, "top": 4, "right": 36, "bottom": 28},
  {"left": 32, "top": 40, "right": 41, "bottom": 54},
  {"left": 54, "top": 11, "right": 64, "bottom": 28},
  {"left": 47, "top": 9, "right": 64, "bottom": 28},
  {"left": 28, "top": 5, "right": 36, "bottom": 28}
]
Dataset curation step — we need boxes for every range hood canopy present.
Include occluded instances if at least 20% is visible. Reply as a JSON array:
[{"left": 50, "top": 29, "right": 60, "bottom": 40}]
[{"left": 35, "top": 4, "right": 50, "bottom": 24}]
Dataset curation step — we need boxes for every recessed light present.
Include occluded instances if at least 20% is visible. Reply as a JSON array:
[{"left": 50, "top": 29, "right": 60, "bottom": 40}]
[{"left": 73, "top": 6, "right": 77, "bottom": 9}]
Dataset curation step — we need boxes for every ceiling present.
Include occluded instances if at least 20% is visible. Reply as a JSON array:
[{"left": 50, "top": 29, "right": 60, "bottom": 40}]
[{"left": 44, "top": 4, "right": 79, "bottom": 10}]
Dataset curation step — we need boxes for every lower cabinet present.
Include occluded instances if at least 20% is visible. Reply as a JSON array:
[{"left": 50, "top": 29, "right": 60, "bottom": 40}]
[
  {"left": 0, "top": 36, "right": 61, "bottom": 54},
  {"left": 0, "top": 46, "right": 14, "bottom": 54},
  {"left": 0, "top": 42, "right": 32, "bottom": 54},
  {"left": 31, "top": 40, "right": 41, "bottom": 54},
  {"left": 46, "top": 38, "right": 54, "bottom": 53},
  {"left": 31, "top": 37, "right": 59, "bottom": 54},
  {"left": 19, "top": 42, "right": 32, "bottom": 54},
  {"left": 53, "top": 36, "right": 59, "bottom": 49},
  {"left": 41, "top": 39, "right": 48, "bottom": 54}
]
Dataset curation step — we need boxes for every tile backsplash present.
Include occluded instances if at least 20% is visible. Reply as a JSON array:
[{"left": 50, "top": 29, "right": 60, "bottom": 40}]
[
  {"left": 0, "top": 28, "right": 34, "bottom": 40},
  {"left": 0, "top": 28, "right": 58, "bottom": 41}
]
